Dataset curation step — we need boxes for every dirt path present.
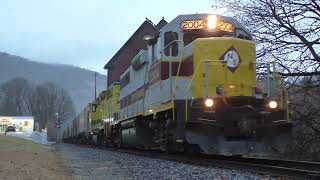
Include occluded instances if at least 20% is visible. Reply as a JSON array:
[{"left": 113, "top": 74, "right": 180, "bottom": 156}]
[{"left": 0, "top": 135, "right": 71, "bottom": 180}]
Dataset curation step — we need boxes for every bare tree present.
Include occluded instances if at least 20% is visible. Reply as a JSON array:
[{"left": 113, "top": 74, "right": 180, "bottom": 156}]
[
  {"left": 215, "top": 0, "right": 320, "bottom": 160},
  {"left": 0, "top": 78, "right": 75, "bottom": 139},
  {"left": 288, "top": 77, "right": 320, "bottom": 160},
  {"left": 216, "top": 0, "right": 320, "bottom": 80},
  {"left": 33, "top": 82, "right": 75, "bottom": 140},
  {"left": 0, "top": 77, "right": 31, "bottom": 115},
  {"left": 34, "top": 83, "right": 75, "bottom": 127}
]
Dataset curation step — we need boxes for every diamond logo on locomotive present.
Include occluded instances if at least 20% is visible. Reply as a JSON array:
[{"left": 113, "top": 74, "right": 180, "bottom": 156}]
[{"left": 220, "top": 46, "right": 242, "bottom": 72}]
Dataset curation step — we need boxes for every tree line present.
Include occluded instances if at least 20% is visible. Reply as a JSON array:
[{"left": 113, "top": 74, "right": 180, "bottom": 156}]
[
  {"left": 216, "top": 0, "right": 320, "bottom": 160},
  {"left": 0, "top": 77, "right": 75, "bottom": 132}
]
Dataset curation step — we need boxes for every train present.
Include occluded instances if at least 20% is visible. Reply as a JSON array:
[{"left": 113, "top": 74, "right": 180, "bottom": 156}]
[{"left": 61, "top": 14, "right": 292, "bottom": 158}]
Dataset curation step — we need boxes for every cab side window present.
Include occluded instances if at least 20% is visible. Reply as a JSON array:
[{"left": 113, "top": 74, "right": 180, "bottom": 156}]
[
  {"left": 164, "top": 32, "right": 178, "bottom": 56},
  {"left": 151, "top": 44, "right": 156, "bottom": 62},
  {"left": 120, "top": 72, "right": 130, "bottom": 89}
]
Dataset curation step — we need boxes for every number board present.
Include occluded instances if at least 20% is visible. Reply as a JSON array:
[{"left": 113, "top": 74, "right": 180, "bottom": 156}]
[
  {"left": 181, "top": 19, "right": 234, "bottom": 32},
  {"left": 181, "top": 20, "right": 205, "bottom": 30},
  {"left": 217, "top": 21, "right": 234, "bottom": 32}
]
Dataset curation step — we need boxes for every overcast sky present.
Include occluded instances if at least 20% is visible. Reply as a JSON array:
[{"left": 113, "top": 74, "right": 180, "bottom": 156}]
[{"left": 0, "top": 0, "right": 220, "bottom": 74}]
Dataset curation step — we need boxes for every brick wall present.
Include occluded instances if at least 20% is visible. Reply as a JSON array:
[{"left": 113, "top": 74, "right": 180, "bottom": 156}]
[{"left": 106, "top": 22, "right": 157, "bottom": 86}]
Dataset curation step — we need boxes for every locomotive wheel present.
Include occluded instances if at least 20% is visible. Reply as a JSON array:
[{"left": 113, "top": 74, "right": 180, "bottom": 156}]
[
  {"left": 116, "top": 141, "right": 121, "bottom": 148},
  {"left": 115, "top": 128, "right": 122, "bottom": 148}
]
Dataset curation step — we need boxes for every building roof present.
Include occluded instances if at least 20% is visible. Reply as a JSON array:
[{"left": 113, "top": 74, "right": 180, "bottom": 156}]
[
  {"left": 104, "top": 18, "right": 168, "bottom": 70},
  {"left": 155, "top": 18, "right": 168, "bottom": 31}
]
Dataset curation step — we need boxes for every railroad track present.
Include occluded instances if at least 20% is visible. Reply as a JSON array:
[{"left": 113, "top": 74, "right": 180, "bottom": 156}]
[
  {"left": 116, "top": 149, "right": 320, "bottom": 179},
  {"left": 69, "top": 143, "right": 320, "bottom": 179}
]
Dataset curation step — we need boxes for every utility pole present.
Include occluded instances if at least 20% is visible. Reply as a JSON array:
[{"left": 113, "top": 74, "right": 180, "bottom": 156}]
[
  {"left": 54, "top": 113, "right": 60, "bottom": 142},
  {"left": 94, "top": 72, "right": 97, "bottom": 100}
]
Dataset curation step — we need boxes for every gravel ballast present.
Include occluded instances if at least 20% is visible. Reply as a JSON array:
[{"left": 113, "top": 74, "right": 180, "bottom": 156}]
[{"left": 55, "top": 143, "right": 280, "bottom": 180}]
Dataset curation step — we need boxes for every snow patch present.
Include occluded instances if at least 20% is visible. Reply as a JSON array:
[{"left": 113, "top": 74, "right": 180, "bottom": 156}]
[{"left": 4, "top": 131, "right": 49, "bottom": 144}]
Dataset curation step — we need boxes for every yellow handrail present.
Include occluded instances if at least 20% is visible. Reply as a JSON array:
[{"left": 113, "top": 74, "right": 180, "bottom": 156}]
[
  {"left": 171, "top": 46, "right": 185, "bottom": 121},
  {"left": 272, "top": 61, "right": 290, "bottom": 121},
  {"left": 183, "top": 59, "right": 225, "bottom": 121}
]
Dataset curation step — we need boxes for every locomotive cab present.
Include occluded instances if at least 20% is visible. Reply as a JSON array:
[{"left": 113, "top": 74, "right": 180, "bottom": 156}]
[{"left": 144, "top": 14, "right": 291, "bottom": 157}]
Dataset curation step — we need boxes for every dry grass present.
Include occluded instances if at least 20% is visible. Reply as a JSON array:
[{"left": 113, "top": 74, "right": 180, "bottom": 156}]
[{"left": 0, "top": 135, "right": 73, "bottom": 180}]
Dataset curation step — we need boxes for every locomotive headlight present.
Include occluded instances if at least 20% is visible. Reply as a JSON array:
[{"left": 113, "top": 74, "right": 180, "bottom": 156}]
[
  {"left": 268, "top": 100, "right": 278, "bottom": 109},
  {"left": 205, "top": 98, "right": 214, "bottom": 107},
  {"left": 207, "top": 15, "right": 217, "bottom": 30}
]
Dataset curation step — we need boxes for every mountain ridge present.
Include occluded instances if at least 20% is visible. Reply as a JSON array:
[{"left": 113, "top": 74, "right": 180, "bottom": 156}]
[{"left": 0, "top": 51, "right": 107, "bottom": 113}]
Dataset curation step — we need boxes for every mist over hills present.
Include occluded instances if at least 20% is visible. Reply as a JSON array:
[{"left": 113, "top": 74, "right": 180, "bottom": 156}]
[{"left": 0, "top": 52, "right": 106, "bottom": 113}]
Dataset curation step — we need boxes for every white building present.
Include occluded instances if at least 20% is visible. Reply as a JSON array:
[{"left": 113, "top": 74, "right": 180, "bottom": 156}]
[{"left": 0, "top": 116, "right": 34, "bottom": 132}]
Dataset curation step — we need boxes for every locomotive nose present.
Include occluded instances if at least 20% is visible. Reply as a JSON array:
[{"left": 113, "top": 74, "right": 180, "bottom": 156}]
[
  {"left": 215, "top": 103, "right": 259, "bottom": 139},
  {"left": 191, "top": 37, "right": 257, "bottom": 99}
]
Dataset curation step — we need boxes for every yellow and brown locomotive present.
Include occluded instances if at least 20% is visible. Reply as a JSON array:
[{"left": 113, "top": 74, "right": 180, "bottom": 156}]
[{"left": 62, "top": 14, "right": 292, "bottom": 157}]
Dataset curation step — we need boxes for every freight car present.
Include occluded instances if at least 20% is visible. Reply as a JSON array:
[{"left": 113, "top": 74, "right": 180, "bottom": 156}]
[
  {"left": 61, "top": 82, "right": 121, "bottom": 145},
  {"left": 62, "top": 14, "right": 292, "bottom": 158},
  {"left": 62, "top": 105, "right": 90, "bottom": 144}
]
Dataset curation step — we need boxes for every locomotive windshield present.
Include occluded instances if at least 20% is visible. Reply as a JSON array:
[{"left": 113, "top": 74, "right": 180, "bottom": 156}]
[
  {"left": 183, "top": 30, "right": 252, "bottom": 46},
  {"left": 183, "top": 31, "right": 231, "bottom": 46}
]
